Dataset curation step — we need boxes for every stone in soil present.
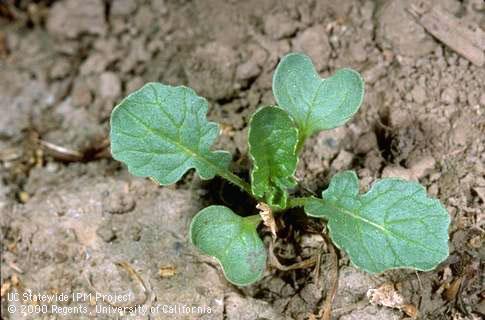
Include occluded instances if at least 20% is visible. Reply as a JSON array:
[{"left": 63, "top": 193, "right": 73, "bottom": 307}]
[
  {"left": 47, "top": 0, "right": 107, "bottom": 38},
  {"left": 292, "top": 25, "right": 331, "bottom": 71}
]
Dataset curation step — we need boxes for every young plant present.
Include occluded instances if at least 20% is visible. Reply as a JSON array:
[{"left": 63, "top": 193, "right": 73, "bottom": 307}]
[{"left": 110, "top": 53, "right": 450, "bottom": 286}]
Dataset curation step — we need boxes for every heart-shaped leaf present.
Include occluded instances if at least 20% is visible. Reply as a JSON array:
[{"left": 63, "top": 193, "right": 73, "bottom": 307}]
[
  {"left": 305, "top": 171, "right": 450, "bottom": 273},
  {"left": 190, "top": 206, "right": 266, "bottom": 286},
  {"left": 273, "top": 53, "right": 364, "bottom": 143},
  {"left": 248, "top": 106, "right": 299, "bottom": 208},
  {"left": 110, "top": 83, "right": 231, "bottom": 185}
]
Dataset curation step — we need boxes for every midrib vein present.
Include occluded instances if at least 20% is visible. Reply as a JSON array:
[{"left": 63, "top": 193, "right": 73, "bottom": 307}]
[
  {"left": 329, "top": 201, "right": 445, "bottom": 255},
  {"left": 121, "top": 107, "right": 222, "bottom": 172}
]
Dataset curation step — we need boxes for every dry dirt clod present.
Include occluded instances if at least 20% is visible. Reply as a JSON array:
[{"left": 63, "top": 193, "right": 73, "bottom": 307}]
[
  {"left": 47, "top": 0, "right": 107, "bottom": 38},
  {"left": 320, "top": 233, "right": 339, "bottom": 320},
  {"left": 185, "top": 42, "right": 239, "bottom": 100},
  {"left": 236, "top": 60, "right": 261, "bottom": 81},
  {"left": 376, "top": 0, "right": 437, "bottom": 58},
  {"left": 264, "top": 12, "right": 299, "bottom": 40},
  {"left": 331, "top": 150, "right": 354, "bottom": 171},
  {"left": 99, "top": 72, "right": 122, "bottom": 99},
  {"left": 96, "top": 223, "right": 116, "bottom": 243},
  {"left": 355, "top": 131, "right": 378, "bottom": 154},
  {"left": 409, "top": 155, "right": 436, "bottom": 179},
  {"left": 224, "top": 292, "right": 284, "bottom": 320},
  {"left": 441, "top": 87, "right": 458, "bottom": 104},
  {"left": 411, "top": 85, "right": 427, "bottom": 104},
  {"left": 80, "top": 52, "right": 110, "bottom": 75},
  {"left": 102, "top": 192, "right": 136, "bottom": 215},
  {"left": 71, "top": 79, "right": 92, "bottom": 107},
  {"left": 292, "top": 25, "right": 331, "bottom": 71},
  {"left": 110, "top": 0, "right": 138, "bottom": 17},
  {"left": 382, "top": 165, "right": 414, "bottom": 180},
  {"left": 125, "top": 76, "right": 145, "bottom": 93}
]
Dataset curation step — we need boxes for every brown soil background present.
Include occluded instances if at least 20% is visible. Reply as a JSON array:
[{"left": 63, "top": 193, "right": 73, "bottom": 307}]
[{"left": 1, "top": 0, "right": 484, "bottom": 319}]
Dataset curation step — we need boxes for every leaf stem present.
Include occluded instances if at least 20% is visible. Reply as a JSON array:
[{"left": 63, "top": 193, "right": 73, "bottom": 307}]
[
  {"left": 295, "top": 132, "right": 308, "bottom": 154},
  {"left": 217, "top": 170, "right": 253, "bottom": 197},
  {"left": 243, "top": 214, "right": 263, "bottom": 228},
  {"left": 287, "top": 197, "right": 310, "bottom": 208}
]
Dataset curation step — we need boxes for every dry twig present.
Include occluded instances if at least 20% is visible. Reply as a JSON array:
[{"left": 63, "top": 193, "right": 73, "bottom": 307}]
[
  {"left": 268, "top": 242, "right": 317, "bottom": 271},
  {"left": 320, "top": 233, "right": 339, "bottom": 320},
  {"left": 408, "top": 0, "right": 485, "bottom": 66},
  {"left": 85, "top": 261, "right": 151, "bottom": 308}
]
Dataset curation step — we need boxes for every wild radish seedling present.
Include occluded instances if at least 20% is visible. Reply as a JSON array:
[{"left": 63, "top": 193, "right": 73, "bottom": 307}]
[{"left": 110, "top": 53, "right": 450, "bottom": 286}]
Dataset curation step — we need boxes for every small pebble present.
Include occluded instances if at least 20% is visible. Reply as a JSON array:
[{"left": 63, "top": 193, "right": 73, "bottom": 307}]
[
  {"left": 479, "top": 92, "right": 485, "bottom": 106},
  {"left": 96, "top": 224, "right": 116, "bottom": 242},
  {"left": 18, "top": 191, "right": 30, "bottom": 203},
  {"left": 441, "top": 87, "right": 457, "bottom": 104},
  {"left": 382, "top": 165, "right": 413, "bottom": 180},
  {"left": 411, "top": 85, "right": 426, "bottom": 104},
  {"left": 409, "top": 155, "right": 436, "bottom": 179},
  {"left": 99, "top": 72, "right": 121, "bottom": 99},
  {"left": 236, "top": 61, "right": 261, "bottom": 80},
  {"left": 111, "top": 0, "right": 137, "bottom": 17},
  {"left": 264, "top": 12, "right": 298, "bottom": 40},
  {"left": 332, "top": 150, "right": 353, "bottom": 171}
]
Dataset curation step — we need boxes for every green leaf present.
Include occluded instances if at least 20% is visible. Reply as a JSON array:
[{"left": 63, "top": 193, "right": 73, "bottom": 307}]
[
  {"left": 273, "top": 53, "right": 364, "bottom": 142},
  {"left": 190, "top": 206, "right": 266, "bottom": 286},
  {"left": 248, "top": 106, "right": 299, "bottom": 208},
  {"left": 110, "top": 83, "right": 231, "bottom": 185},
  {"left": 305, "top": 171, "right": 450, "bottom": 273}
]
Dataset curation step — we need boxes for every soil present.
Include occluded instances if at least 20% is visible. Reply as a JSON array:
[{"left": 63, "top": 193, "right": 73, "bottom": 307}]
[{"left": 1, "top": 0, "right": 484, "bottom": 319}]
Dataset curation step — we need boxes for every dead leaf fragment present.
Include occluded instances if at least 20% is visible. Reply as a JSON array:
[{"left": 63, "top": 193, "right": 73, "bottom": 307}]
[
  {"left": 256, "top": 202, "right": 277, "bottom": 238},
  {"left": 18, "top": 191, "right": 30, "bottom": 203},
  {"left": 1, "top": 274, "right": 21, "bottom": 297},
  {"left": 442, "top": 266, "right": 453, "bottom": 281},
  {"left": 11, "top": 274, "right": 19, "bottom": 286},
  {"left": 367, "top": 283, "right": 418, "bottom": 317},
  {"left": 0, "top": 281, "right": 11, "bottom": 297},
  {"left": 468, "top": 234, "right": 483, "bottom": 249},
  {"left": 367, "top": 283, "right": 404, "bottom": 308},
  {"left": 219, "top": 123, "right": 235, "bottom": 137},
  {"left": 401, "top": 303, "right": 418, "bottom": 318},
  {"left": 443, "top": 277, "right": 462, "bottom": 301},
  {"left": 159, "top": 265, "right": 177, "bottom": 278}
]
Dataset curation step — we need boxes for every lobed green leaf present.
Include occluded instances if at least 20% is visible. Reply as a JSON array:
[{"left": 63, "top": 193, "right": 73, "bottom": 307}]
[
  {"left": 190, "top": 206, "right": 266, "bottom": 286},
  {"left": 305, "top": 171, "right": 450, "bottom": 273},
  {"left": 110, "top": 83, "right": 231, "bottom": 185},
  {"left": 273, "top": 53, "right": 364, "bottom": 144},
  {"left": 248, "top": 106, "right": 299, "bottom": 208}
]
